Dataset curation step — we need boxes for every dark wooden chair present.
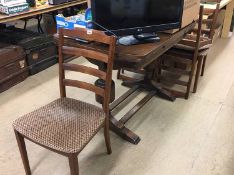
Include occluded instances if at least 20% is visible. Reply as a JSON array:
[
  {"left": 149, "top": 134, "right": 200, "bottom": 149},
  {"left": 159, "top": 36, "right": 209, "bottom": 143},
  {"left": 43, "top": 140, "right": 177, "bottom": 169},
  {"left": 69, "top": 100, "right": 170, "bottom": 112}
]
[
  {"left": 118, "top": 0, "right": 221, "bottom": 97},
  {"left": 157, "top": 6, "right": 210, "bottom": 99},
  {"left": 12, "top": 28, "right": 116, "bottom": 175},
  {"left": 199, "top": 0, "right": 221, "bottom": 76},
  {"left": 157, "top": 0, "right": 221, "bottom": 99}
]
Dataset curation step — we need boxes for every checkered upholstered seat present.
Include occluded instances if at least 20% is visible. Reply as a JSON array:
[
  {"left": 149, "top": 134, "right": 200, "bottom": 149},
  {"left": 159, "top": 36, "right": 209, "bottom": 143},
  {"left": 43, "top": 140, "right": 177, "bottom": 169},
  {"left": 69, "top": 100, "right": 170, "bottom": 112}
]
[{"left": 13, "top": 98, "right": 106, "bottom": 154}]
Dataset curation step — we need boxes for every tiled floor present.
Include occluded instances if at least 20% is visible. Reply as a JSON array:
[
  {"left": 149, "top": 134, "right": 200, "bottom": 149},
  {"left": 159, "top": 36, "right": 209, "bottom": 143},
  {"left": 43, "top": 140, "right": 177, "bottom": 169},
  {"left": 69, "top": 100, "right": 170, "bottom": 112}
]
[{"left": 1, "top": 35, "right": 234, "bottom": 175}]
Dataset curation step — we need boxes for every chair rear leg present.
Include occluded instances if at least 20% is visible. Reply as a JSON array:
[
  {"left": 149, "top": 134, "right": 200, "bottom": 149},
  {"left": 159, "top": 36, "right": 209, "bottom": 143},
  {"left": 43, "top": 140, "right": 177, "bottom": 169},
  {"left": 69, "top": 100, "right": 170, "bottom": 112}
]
[
  {"left": 193, "top": 57, "right": 203, "bottom": 93},
  {"left": 117, "top": 69, "right": 121, "bottom": 79},
  {"left": 68, "top": 154, "right": 79, "bottom": 175},
  {"left": 156, "top": 58, "right": 163, "bottom": 82},
  {"left": 201, "top": 56, "right": 207, "bottom": 76},
  {"left": 14, "top": 130, "right": 31, "bottom": 175},
  {"left": 104, "top": 118, "right": 112, "bottom": 154},
  {"left": 185, "top": 69, "right": 194, "bottom": 100}
]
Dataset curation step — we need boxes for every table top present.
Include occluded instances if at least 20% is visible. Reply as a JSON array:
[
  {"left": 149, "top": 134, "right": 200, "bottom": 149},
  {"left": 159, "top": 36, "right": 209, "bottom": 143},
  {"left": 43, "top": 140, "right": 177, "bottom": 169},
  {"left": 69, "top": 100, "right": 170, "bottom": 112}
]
[
  {"left": 55, "top": 22, "right": 195, "bottom": 70},
  {"left": 116, "top": 23, "right": 196, "bottom": 69},
  {"left": 202, "top": 0, "right": 232, "bottom": 9},
  {"left": 0, "top": 0, "right": 87, "bottom": 23}
]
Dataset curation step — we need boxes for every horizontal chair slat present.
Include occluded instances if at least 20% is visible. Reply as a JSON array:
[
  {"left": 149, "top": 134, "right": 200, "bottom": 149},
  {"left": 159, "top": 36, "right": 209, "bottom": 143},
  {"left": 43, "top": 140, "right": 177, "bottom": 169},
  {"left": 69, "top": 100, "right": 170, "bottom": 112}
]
[
  {"left": 192, "top": 28, "right": 211, "bottom": 35},
  {"left": 63, "top": 63, "right": 107, "bottom": 80},
  {"left": 202, "top": 0, "right": 221, "bottom": 3},
  {"left": 202, "top": 18, "right": 213, "bottom": 24},
  {"left": 62, "top": 46, "right": 109, "bottom": 63},
  {"left": 161, "top": 65, "right": 191, "bottom": 75},
  {"left": 179, "top": 35, "right": 211, "bottom": 48},
  {"left": 62, "top": 28, "right": 112, "bottom": 44},
  {"left": 203, "top": 8, "right": 216, "bottom": 15},
  {"left": 63, "top": 79, "right": 104, "bottom": 97},
  {"left": 179, "top": 38, "right": 196, "bottom": 47},
  {"left": 163, "top": 54, "right": 193, "bottom": 64}
]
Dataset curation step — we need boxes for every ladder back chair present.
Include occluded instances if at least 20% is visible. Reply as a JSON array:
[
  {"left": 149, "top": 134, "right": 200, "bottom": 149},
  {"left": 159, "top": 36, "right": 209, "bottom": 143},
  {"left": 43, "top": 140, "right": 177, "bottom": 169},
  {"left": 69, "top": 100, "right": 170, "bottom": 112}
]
[
  {"left": 158, "top": 5, "right": 208, "bottom": 99},
  {"left": 118, "top": 0, "right": 221, "bottom": 97},
  {"left": 157, "top": 0, "right": 221, "bottom": 99},
  {"left": 199, "top": 0, "right": 221, "bottom": 76},
  {"left": 13, "top": 28, "right": 116, "bottom": 175}
]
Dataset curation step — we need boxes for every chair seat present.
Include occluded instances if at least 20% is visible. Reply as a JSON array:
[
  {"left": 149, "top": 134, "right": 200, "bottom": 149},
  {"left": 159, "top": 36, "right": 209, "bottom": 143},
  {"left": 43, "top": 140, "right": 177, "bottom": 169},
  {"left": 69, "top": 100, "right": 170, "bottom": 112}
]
[
  {"left": 173, "top": 43, "right": 212, "bottom": 52},
  {"left": 13, "top": 98, "right": 106, "bottom": 154},
  {"left": 164, "top": 46, "right": 210, "bottom": 60}
]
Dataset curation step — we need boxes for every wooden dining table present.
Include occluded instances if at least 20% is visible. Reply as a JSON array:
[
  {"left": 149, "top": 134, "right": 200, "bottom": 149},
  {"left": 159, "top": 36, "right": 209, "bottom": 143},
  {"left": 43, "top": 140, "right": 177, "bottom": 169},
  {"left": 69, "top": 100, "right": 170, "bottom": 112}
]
[
  {"left": 56, "top": 22, "right": 196, "bottom": 144},
  {"left": 0, "top": 0, "right": 87, "bottom": 23}
]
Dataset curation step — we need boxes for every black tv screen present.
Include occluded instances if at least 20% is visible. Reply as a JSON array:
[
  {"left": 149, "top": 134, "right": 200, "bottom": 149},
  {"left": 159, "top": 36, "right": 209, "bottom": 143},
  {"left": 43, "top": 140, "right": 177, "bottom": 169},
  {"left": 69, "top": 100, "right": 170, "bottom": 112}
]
[{"left": 91, "top": 0, "right": 184, "bottom": 36}]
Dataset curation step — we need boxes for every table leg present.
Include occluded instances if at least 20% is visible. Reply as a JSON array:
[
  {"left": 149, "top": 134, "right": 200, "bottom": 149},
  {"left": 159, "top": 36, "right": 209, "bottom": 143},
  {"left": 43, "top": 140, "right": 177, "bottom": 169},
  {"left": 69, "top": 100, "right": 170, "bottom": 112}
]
[
  {"left": 150, "top": 80, "right": 176, "bottom": 102},
  {"left": 121, "top": 65, "right": 176, "bottom": 102},
  {"left": 108, "top": 86, "right": 157, "bottom": 144},
  {"left": 109, "top": 85, "right": 142, "bottom": 144},
  {"left": 221, "top": 0, "right": 234, "bottom": 38},
  {"left": 110, "top": 115, "right": 141, "bottom": 144}
]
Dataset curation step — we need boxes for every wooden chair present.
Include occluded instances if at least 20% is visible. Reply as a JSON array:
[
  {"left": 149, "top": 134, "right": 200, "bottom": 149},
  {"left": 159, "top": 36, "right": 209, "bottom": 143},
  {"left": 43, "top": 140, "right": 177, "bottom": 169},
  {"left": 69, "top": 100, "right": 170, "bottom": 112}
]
[
  {"left": 157, "top": 0, "right": 221, "bottom": 99},
  {"left": 12, "top": 28, "right": 116, "bottom": 175},
  {"left": 118, "top": 0, "right": 221, "bottom": 94},
  {"left": 157, "top": 6, "right": 210, "bottom": 99},
  {"left": 199, "top": 0, "right": 221, "bottom": 76}
]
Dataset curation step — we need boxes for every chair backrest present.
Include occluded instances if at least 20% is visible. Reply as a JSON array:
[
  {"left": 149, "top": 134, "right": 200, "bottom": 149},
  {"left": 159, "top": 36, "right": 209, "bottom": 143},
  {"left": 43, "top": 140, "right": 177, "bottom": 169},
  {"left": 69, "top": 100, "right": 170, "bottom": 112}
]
[
  {"left": 192, "top": 5, "right": 205, "bottom": 63},
  {"left": 58, "top": 28, "right": 116, "bottom": 113},
  {"left": 178, "top": 5, "right": 215, "bottom": 51},
  {"left": 202, "top": 0, "right": 221, "bottom": 39}
]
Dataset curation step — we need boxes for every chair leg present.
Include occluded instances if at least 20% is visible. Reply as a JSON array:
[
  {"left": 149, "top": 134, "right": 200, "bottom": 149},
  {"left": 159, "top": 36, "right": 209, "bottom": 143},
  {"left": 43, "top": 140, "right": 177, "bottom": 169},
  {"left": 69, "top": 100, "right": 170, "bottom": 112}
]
[
  {"left": 14, "top": 130, "right": 31, "bottom": 175},
  {"left": 193, "top": 58, "right": 203, "bottom": 93},
  {"left": 201, "top": 56, "right": 207, "bottom": 76},
  {"left": 117, "top": 69, "right": 121, "bottom": 79},
  {"left": 68, "top": 154, "right": 79, "bottom": 175},
  {"left": 156, "top": 58, "right": 162, "bottom": 82},
  {"left": 104, "top": 118, "right": 112, "bottom": 154},
  {"left": 185, "top": 68, "right": 195, "bottom": 100}
]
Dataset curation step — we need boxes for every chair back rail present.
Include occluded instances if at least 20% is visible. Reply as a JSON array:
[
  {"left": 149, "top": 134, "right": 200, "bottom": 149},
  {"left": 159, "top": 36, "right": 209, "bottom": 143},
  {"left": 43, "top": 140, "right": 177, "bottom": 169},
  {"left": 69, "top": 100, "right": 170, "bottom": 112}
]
[
  {"left": 62, "top": 28, "right": 113, "bottom": 44},
  {"left": 185, "top": 5, "right": 204, "bottom": 99},
  {"left": 58, "top": 28, "right": 116, "bottom": 113},
  {"left": 62, "top": 46, "right": 109, "bottom": 63},
  {"left": 192, "top": 0, "right": 221, "bottom": 39},
  {"left": 193, "top": 6, "right": 204, "bottom": 62},
  {"left": 179, "top": 34, "right": 211, "bottom": 47},
  {"left": 63, "top": 63, "right": 107, "bottom": 80}
]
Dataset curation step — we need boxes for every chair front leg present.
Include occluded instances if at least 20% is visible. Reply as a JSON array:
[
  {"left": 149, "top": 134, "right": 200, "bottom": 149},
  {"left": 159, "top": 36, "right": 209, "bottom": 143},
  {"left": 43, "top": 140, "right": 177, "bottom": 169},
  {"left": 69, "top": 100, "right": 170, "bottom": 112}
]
[
  {"left": 201, "top": 55, "right": 207, "bottom": 76},
  {"left": 68, "top": 154, "right": 79, "bottom": 175},
  {"left": 104, "top": 118, "right": 112, "bottom": 154},
  {"left": 193, "top": 57, "right": 203, "bottom": 93},
  {"left": 14, "top": 130, "right": 31, "bottom": 175}
]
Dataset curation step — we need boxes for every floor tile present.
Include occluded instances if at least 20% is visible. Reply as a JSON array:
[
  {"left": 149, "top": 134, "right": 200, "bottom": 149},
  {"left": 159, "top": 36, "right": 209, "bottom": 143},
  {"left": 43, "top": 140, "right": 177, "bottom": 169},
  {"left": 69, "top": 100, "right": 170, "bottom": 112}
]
[{"left": 190, "top": 105, "right": 234, "bottom": 175}]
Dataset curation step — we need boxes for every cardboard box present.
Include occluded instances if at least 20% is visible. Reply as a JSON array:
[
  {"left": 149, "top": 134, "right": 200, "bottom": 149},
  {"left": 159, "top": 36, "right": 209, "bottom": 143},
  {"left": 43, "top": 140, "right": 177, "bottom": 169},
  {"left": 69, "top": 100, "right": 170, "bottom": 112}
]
[
  {"left": 56, "top": 15, "right": 88, "bottom": 30},
  {"left": 0, "top": 3, "right": 29, "bottom": 15},
  {"left": 167, "top": 0, "right": 200, "bottom": 33}
]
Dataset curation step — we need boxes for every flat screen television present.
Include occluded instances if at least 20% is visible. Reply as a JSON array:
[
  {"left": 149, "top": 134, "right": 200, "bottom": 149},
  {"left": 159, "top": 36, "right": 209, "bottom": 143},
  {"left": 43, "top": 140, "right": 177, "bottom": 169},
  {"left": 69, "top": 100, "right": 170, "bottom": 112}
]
[{"left": 91, "top": 0, "right": 184, "bottom": 37}]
